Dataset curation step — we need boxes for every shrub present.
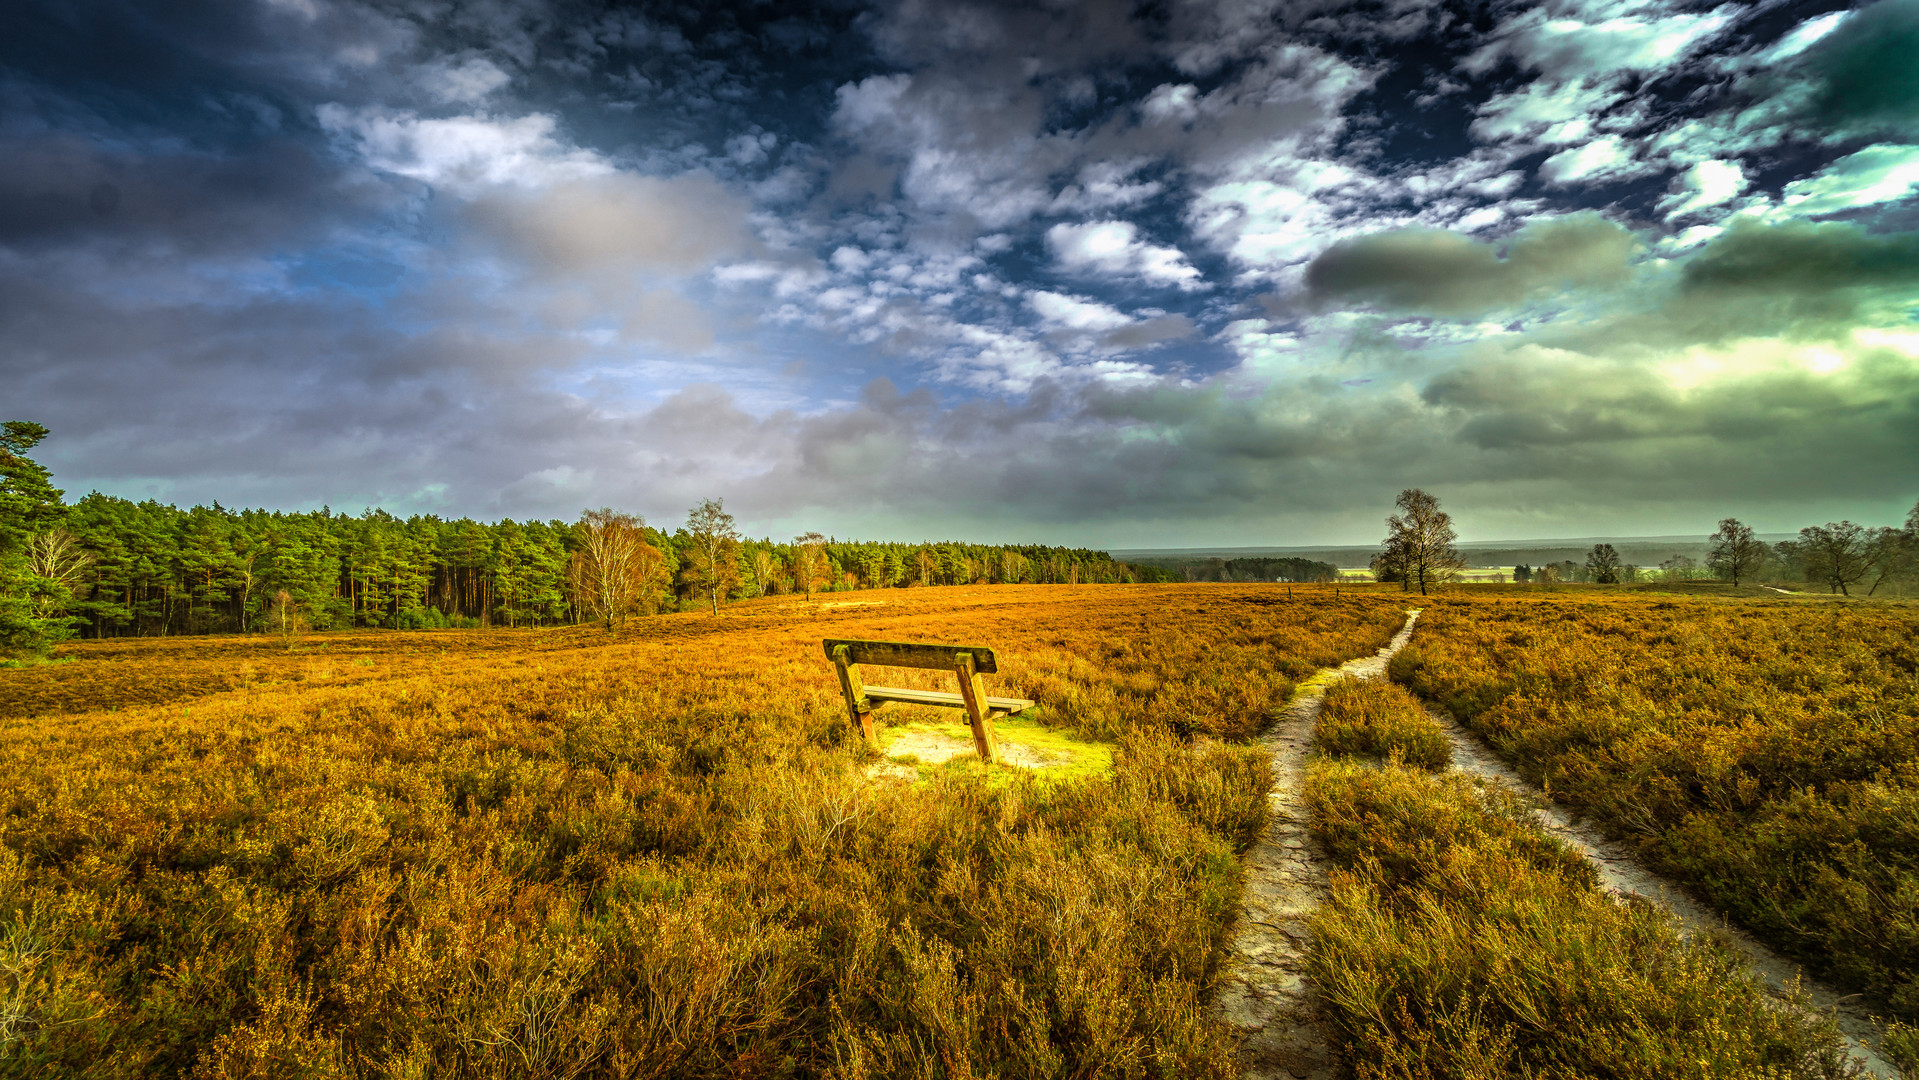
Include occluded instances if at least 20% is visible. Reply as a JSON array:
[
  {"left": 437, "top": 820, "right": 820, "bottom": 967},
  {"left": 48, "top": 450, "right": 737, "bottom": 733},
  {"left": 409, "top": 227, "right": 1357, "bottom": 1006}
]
[
  {"left": 1314, "top": 678, "right": 1450, "bottom": 769},
  {"left": 0, "top": 585, "right": 1410, "bottom": 1077},
  {"left": 1404, "top": 594, "right": 1919, "bottom": 1018},
  {"left": 1306, "top": 760, "right": 1858, "bottom": 1079}
]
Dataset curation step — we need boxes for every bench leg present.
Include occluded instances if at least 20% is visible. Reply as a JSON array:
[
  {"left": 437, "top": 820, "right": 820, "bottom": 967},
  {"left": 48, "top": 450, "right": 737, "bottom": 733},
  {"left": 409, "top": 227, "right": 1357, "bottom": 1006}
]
[
  {"left": 832, "top": 646, "right": 878, "bottom": 750},
  {"left": 954, "top": 652, "right": 1000, "bottom": 764}
]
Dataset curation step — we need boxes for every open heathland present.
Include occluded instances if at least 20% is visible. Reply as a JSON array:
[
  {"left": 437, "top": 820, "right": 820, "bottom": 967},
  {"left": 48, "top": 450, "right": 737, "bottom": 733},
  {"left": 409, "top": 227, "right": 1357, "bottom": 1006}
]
[
  {"left": 1392, "top": 591, "right": 1919, "bottom": 1023},
  {"left": 0, "top": 584, "right": 1404, "bottom": 1078}
]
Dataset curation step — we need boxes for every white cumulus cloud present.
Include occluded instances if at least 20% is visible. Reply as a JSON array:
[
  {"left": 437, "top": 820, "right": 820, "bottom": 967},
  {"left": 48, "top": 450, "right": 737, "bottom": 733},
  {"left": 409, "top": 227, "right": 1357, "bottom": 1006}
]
[
  {"left": 318, "top": 106, "right": 608, "bottom": 192},
  {"left": 1660, "top": 159, "right": 1748, "bottom": 219},
  {"left": 1539, "top": 135, "right": 1645, "bottom": 186},
  {"left": 1046, "top": 220, "right": 1207, "bottom": 290},
  {"left": 1775, "top": 145, "right": 1919, "bottom": 219},
  {"left": 1027, "top": 290, "right": 1134, "bottom": 331}
]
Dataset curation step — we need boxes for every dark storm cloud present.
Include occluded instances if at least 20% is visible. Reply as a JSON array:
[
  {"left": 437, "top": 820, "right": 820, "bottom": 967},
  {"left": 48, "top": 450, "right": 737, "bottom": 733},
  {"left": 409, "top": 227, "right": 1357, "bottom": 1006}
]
[
  {"left": 1302, "top": 214, "right": 1636, "bottom": 315},
  {"left": 1418, "top": 341, "right": 1919, "bottom": 505},
  {"left": 1800, "top": 0, "right": 1919, "bottom": 139},
  {"left": 1682, "top": 219, "right": 1919, "bottom": 295},
  {"left": 0, "top": 130, "right": 391, "bottom": 253}
]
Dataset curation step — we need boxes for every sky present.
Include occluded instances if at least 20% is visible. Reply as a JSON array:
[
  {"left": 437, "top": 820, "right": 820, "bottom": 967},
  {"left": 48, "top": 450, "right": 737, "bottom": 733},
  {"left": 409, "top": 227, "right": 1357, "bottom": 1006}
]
[{"left": 4, "top": 0, "right": 1917, "bottom": 547}]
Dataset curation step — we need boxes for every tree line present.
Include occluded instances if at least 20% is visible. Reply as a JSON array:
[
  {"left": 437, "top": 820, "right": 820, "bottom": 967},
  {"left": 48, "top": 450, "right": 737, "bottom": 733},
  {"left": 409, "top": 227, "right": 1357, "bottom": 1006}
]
[
  {"left": 1132, "top": 555, "right": 1340, "bottom": 584},
  {"left": 0, "top": 423, "right": 1168, "bottom": 655},
  {"left": 1374, "top": 487, "right": 1919, "bottom": 596}
]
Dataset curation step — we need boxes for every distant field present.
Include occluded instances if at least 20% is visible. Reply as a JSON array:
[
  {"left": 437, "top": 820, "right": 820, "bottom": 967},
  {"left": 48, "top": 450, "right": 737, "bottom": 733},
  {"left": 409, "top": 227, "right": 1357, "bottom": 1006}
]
[{"left": 0, "top": 585, "right": 1405, "bottom": 1078}]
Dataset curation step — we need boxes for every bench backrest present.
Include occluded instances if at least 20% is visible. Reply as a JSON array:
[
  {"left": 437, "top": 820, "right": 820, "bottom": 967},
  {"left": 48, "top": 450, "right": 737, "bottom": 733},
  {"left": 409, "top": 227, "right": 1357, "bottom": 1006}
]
[{"left": 822, "top": 638, "right": 1000, "bottom": 674}]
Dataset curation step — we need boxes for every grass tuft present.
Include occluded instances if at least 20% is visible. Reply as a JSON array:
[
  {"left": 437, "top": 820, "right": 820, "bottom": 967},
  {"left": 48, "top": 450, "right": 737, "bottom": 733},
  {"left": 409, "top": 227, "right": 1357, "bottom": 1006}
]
[{"left": 1314, "top": 678, "right": 1450, "bottom": 769}]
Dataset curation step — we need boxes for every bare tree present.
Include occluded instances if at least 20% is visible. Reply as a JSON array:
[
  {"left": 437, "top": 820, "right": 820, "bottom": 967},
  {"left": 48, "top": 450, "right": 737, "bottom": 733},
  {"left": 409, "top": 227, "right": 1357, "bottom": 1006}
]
[
  {"left": 1585, "top": 543, "right": 1624, "bottom": 584},
  {"left": 793, "top": 532, "right": 830, "bottom": 598},
  {"left": 1863, "top": 527, "right": 1911, "bottom": 596},
  {"left": 1370, "top": 545, "right": 1409, "bottom": 590},
  {"left": 24, "top": 528, "right": 93, "bottom": 618},
  {"left": 1380, "top": 488, "right": 1464, "bottom": 596},
  {"left": 267, "top": 588, "right": 307, "bottom": 644},
  {"left": 744, "top": 544, "right": 780, "bottom": 598},
  {"left": 682, "top": 499, "right": 742, "bottom": 616},
  {"left": 572, "top": 508, "right": 661, "bottom": 630},
  {"left": 1797, "top": 521, "right": 1874, "bottom": 595},
  {"left": 1705, "top": 517, "right": 1767, "bottom": 587}
]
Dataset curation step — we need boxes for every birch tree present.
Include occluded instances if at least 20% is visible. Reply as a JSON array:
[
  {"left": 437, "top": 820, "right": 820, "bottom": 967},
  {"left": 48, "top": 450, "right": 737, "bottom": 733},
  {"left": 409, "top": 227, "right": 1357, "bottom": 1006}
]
[
  {"left": 793, "top": 532, "right": 829, "bottom": 598},
  {"left": 682, "top": 499, "right": 742, "bottom": 616},
  {"left": 572, "top": 508, "right": 658, "bottom": 631},
  {"left": 1379, "top": 488, "right": 1463, "bottom": 596}
]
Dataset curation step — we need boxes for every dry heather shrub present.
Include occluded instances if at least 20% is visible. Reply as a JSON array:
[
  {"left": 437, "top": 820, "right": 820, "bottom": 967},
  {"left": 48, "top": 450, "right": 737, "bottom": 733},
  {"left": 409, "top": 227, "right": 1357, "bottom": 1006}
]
[
  {"left": 1313, "top": 679, "right": 1449, "bottom": 769},
  {"left": 1006, "top": 593, "right": 1403, "bottom": 742},
  {"left": 1395, "top": 594, "right": 1919, "bottom": 1020},
  {"left": 0, "top": 585, "right": 1406, "bottom": 1078},
  {"left": 1306, "top": 761, "right": 1859, "bottom": 1080}
]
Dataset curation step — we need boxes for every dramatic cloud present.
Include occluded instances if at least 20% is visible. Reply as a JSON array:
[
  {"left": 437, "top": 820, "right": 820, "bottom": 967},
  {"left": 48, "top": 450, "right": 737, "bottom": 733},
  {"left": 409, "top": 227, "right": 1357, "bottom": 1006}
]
[
  {"left": 4, "top": 0, "right": 1917, "bottom": 544},
  {"left": 1304, "top": 215, "right": 1637, "bottom": 315},
  {"left": 1800, "top": 0, "right": 1919, "bottom": 139}
]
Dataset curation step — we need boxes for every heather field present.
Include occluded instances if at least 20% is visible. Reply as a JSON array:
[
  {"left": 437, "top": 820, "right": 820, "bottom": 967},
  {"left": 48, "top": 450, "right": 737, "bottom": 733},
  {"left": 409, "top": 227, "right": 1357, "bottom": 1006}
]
[
  {"left": 1392, "top": 590, "right": 1919, "bottom": 1027},
  {"left": 6, "top": 583, "right": 1919, "bottom": 1078},
  {"left": 0, "top": 584, "right": 1404, "bottom": 1079}
]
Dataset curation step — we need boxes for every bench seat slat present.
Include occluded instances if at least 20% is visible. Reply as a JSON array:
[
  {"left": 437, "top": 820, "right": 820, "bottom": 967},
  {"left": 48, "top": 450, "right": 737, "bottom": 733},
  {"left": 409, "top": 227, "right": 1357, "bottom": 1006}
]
[
  {"left": 863, "top": 685, "right": 1034, "bottom": 714},
  {"left": 823, "top": 638, "right": 1000, "bottom": 673}
]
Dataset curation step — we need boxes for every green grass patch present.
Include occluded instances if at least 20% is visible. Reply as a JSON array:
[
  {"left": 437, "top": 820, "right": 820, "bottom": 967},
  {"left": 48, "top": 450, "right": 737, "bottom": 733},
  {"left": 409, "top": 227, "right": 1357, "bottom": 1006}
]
[{"left": 878, "top": 707, "right": 1118, "bottom": 783}]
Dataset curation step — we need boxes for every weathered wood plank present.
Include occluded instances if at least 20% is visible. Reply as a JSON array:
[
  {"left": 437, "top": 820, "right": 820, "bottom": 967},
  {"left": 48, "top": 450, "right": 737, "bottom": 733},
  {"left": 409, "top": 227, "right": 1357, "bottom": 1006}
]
[
  {"left": 863, "top": 686, "right": 1035, "bottom": 714},
  {"left": 954, "top": 651, "right": 1001, "bottom": 764},
  {"left": 830, "top": 644, "right": 877, "bottom": 748},
  {"left": 821, "top": 638, "right": 1000, "bottom": 673}
]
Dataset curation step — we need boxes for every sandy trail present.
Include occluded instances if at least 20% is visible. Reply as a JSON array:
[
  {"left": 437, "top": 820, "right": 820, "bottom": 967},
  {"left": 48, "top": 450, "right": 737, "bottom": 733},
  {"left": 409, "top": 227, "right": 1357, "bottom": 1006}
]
[
  {"left": 1215, "top": 608, "right": 1423, "bottom": 1080},
  {"left": 1437, "top": 710, "right": 1899, "bottom": 1078}
]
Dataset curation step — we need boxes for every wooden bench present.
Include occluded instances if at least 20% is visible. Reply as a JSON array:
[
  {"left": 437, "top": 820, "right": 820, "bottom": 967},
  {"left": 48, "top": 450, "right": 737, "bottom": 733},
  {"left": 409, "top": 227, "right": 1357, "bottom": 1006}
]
[{"left": 823, "top": 638, "right": 1035, "bottom": 764}]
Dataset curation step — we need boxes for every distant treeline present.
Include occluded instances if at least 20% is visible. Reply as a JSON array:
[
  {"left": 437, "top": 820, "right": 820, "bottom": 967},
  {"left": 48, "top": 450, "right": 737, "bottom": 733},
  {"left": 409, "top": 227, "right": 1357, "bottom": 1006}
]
[
  {"left": 0, "top": 421, "right": 1174, "bottom": 649},
  {"left": 36, "top": 495, "right": 1172, "bottom": 638},
  {"left": 1136, "top": 555, "right": 1339, "bottom": 584}
]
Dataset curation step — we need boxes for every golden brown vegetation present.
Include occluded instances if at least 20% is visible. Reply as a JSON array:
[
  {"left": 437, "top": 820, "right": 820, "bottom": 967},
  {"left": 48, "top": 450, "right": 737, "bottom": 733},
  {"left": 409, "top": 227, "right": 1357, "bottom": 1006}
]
[
  {"left": 0, "top": 584, "right": 1404, "bottom": 1078},
  {"left": 1392, "top": 592, "right": 1919, "bottom": 1021},
  {"left": 1312, "top": 679, "right": 1449, "bottom": 770},
  {"left": 1305, "top": 759, "right": 1857, "bottom": 1078}
]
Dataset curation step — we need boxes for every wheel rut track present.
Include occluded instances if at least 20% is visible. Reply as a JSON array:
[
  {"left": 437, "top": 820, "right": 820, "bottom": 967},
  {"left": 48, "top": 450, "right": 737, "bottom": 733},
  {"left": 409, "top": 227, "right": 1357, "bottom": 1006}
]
[
  {"left": 1216, "top": 609, "right": 1423, "bottom": 1080},
  {"left": 1438, "top": 709, "right": 1900, "bottom": 1079},
  {"left": 1218, "top": 607, "right": 1900, "bottom": 1079}
]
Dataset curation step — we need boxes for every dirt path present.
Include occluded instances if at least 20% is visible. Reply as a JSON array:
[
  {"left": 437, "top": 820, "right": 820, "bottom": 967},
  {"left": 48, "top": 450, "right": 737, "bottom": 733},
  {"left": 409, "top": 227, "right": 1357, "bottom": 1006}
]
[
  {"left": 1437, "top": 711, "right": 1899, "bottom": 1078},
  {"left": 1215, "top": 609, "right": 1423, "bottom": 1080}
]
